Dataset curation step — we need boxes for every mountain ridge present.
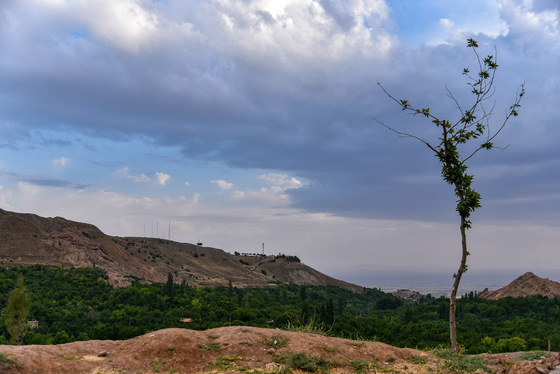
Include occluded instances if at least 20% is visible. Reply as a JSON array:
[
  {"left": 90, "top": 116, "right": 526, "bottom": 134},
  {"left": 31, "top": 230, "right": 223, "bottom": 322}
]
[
  {"left": 0, "top": 208, "right": 362, "bottom": 292},
  {"left": 478, "top": 271, "right": 560, "bottom": 300}
]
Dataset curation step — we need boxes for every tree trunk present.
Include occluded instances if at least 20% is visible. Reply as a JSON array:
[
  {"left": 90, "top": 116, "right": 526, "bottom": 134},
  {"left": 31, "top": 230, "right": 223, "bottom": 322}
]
[{"left": 450, "top": 215, "right": 468, "bottom": 353}]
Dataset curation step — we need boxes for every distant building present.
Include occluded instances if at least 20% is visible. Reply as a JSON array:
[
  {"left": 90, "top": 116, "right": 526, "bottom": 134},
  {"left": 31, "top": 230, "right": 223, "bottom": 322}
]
[{"left": 27, "top": 320, "right": 39, "bottom": 328}]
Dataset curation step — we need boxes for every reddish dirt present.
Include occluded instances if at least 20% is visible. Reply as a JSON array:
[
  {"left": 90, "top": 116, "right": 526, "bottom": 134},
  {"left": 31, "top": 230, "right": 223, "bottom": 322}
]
[
  {"left": 0, "top": 326, "right": 432, "bottom": 373},
  {"left": 0, "top": 326, "right": 557, "bottom": 373}
]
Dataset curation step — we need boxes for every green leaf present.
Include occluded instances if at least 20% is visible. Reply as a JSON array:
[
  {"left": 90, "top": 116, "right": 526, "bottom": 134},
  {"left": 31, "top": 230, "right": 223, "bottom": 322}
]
[{"left": 467, "top": 38, "right": 478, "bottom": 48}]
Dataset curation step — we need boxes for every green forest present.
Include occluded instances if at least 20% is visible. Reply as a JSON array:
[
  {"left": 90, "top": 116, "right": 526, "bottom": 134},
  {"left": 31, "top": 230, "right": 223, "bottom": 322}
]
[{"left": 1, "top": 265, "right": 559, "bottom": 354}]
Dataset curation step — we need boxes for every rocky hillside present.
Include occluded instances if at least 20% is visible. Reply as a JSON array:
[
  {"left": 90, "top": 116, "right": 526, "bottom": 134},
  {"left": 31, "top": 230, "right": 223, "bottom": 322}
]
[
  {"left": 478, "top": 272, "right": 560, "bottom": 300},
  {"left": 0, "top": 208, "right": 362, "bottom": 292}
]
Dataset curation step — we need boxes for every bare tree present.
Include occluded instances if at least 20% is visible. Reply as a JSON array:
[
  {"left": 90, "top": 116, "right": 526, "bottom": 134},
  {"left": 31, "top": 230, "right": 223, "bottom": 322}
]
[{"left": 376, "top": 39, "right": 525, "bottom": 353}]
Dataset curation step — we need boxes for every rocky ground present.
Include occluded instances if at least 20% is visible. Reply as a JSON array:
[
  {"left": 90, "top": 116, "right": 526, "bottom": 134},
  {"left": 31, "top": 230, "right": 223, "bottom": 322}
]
[{"left": 0, "top": 326, "right": 558, "bottom": 373}]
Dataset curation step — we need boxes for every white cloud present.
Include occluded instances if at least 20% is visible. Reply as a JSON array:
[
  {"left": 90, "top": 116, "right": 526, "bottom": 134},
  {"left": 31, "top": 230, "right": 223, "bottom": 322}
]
[
  {"left": 499, "top": 0, "right": 560, "bottom": 49},
  {"left": 228, "top": 173, "right": 308, "bottom": 204},
  {"left": 52, "top": 157, "right": 69, "bottom": 166},
  {"left": 131, "top": 173, "right": 150, "bottom": 183},
  {"left": 231, "top": 190, "right": 245, "bottom": 200},
  {"left": 113, "top": 167, "right": 128, "bottom": 177},
  {"left": 192, "top": 192, "right": 201, "bottom": 204},
  {"left": 113, "top": 167, "right": 151, "bottom": 183},
  {"left": 206, "top": 174, "right": 306, "bottom": 204},
  {"left": 439, "top": 18, "right": 454, "bottom": 29},
  {"left": 184, "top": 181, "right": 190, "bottom": 186},
  {"left": 211, "top": 179, "right": 234, "bottom": 190},
  {"left": 259, "top": 173, "right": 305, "bottom": 190},
  {"left": 198, "top": 0, "right": 394, "bottom": 67},
  {"left": 155, "top": 172, "right": 171, "bottom": 186},
  {"left": 69, "top": 1, "right": 162, "bottom": 54}
]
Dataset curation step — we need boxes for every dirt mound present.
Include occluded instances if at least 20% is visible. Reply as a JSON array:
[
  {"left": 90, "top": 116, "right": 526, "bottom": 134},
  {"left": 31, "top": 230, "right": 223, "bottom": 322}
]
[
  {"left": 478, "top": 272, "right": 560, "bottom": 300},
  {"left": 0, "top": 326, "right": 432, "bottom": 373},
  {"left": 1, "top": 326, "right": 556, "bottom": 373}
]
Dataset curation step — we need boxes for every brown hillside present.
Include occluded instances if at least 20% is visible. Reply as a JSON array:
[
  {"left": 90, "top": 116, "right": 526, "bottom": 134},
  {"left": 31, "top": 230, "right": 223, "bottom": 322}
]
[
  {"left": 0, "top": 208, "right": 362, "bottom": 292},
  {"left": 0, "top": 209, "right": 161, "bottom": 286},
  {"left": 478, "top": 272, "right": 560, "bottom": 300}
]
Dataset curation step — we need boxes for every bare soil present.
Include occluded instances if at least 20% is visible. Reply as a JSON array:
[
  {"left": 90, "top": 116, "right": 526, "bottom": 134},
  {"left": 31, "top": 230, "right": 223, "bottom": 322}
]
[
  {"left": 0, "top": 326, "right": 558, "bottom": 374},
  {"left": 0, "top": 326, "right": 431, "bottom": 373}
]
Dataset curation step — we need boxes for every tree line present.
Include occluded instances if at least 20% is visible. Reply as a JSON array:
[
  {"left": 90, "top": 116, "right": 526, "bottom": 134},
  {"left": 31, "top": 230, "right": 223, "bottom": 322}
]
[{"left": 1, "top": 265, "right": 559, "bottom": 354}]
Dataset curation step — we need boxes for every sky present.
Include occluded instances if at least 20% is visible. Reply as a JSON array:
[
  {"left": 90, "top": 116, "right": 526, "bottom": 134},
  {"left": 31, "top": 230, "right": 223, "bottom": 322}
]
[{"left": 1, "top": 0, "right": 559, "bottom": 289}]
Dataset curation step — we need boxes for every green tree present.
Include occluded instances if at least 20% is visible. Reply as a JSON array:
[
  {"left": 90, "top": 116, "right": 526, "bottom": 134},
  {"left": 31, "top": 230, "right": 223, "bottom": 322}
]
[
  {"left": 377, "top": 39, "right": 524, "bottom": 352},
  {"left": 5, "top": 273, "right": 31, "bottom": 344},
  {"left": 300, "top": 286, "right": 307, "bottom": 302},
  {"left": 164, "top": 272, "right": 174, "bottom": 298}
]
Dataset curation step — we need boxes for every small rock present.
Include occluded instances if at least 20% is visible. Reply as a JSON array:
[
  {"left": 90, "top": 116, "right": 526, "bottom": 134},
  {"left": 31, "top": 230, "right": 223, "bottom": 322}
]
[
  {"left": 267, "top": 348, "right": 277, "bottom": 354},
  {"left": 241, "top": 328, "right": 248, "bottom": 332},
  {"left": 266, "top": 363, "right": 283, "bottom": 370},
  {"left": 97, "top": 350, "right": 109, "bottom": 357},
  {"left": 427, "top": 364, "right": 439, "bottom": 372}
]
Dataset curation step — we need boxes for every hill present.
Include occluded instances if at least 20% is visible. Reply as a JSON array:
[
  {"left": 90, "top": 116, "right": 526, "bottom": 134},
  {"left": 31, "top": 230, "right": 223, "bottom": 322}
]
[
  {"left": 478, "top": 272, "right": 560, "bottom": 300},
  {"left": 0, "top": 326, "right": 430, "bottom": 373},
  {"left": 0, "top": 208, "right": 362, "bottom": 292},
  {"left": 0, "top": 326, "right": 556, "bottom": 373}
]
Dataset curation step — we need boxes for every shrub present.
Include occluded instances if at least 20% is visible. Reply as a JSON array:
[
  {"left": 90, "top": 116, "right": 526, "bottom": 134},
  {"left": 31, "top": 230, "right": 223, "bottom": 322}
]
[
  {"left": 264, "top": 335, "right": 290, "bottom": 348},
  {"left": 274, "top": 351, "right": 335, "bottom": 373}
]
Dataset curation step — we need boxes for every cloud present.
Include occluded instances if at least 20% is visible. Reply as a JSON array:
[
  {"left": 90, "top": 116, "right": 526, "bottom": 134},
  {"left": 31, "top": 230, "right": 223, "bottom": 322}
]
[
  {"left": 114, "top": 167, "right": 151, "bottom": 183},
  {"left": 499, "top": 0, "right": 560, "bottom": 50},
  {"left": 211, "top": 180, "right": 234, "bottom": 190},
  {"left": 222, "top": 173, "right": 308, "bottom": 204},
  {"left": 52, "top": 157, "right": 69, "bottom": 166},
  {"left": 155, "top": 172, "right": 170, "bottom": 186},
  {"left": 439, "top": 18, "right": 454, "bottom": 29},
  {"left": 18, "top": 176, "right": 87, "bottom": 189},
  {"left": 259, "top": 173, "right": 305, "bottom": 190},
  {"left": 131, "top": 173, "right": 150, "bottom": 183},
  {"left": 65, "top": 1, "right": 165, "bottom": 54}
]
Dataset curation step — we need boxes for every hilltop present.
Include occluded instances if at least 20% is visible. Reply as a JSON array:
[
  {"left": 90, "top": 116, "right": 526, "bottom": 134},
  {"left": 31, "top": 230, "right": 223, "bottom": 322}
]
[
  {"left": 0, "top": 208, "right": 362, "bottom": 292},
  {"left": 478, "top": 272, "right": 560, "bottom": 300}
]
